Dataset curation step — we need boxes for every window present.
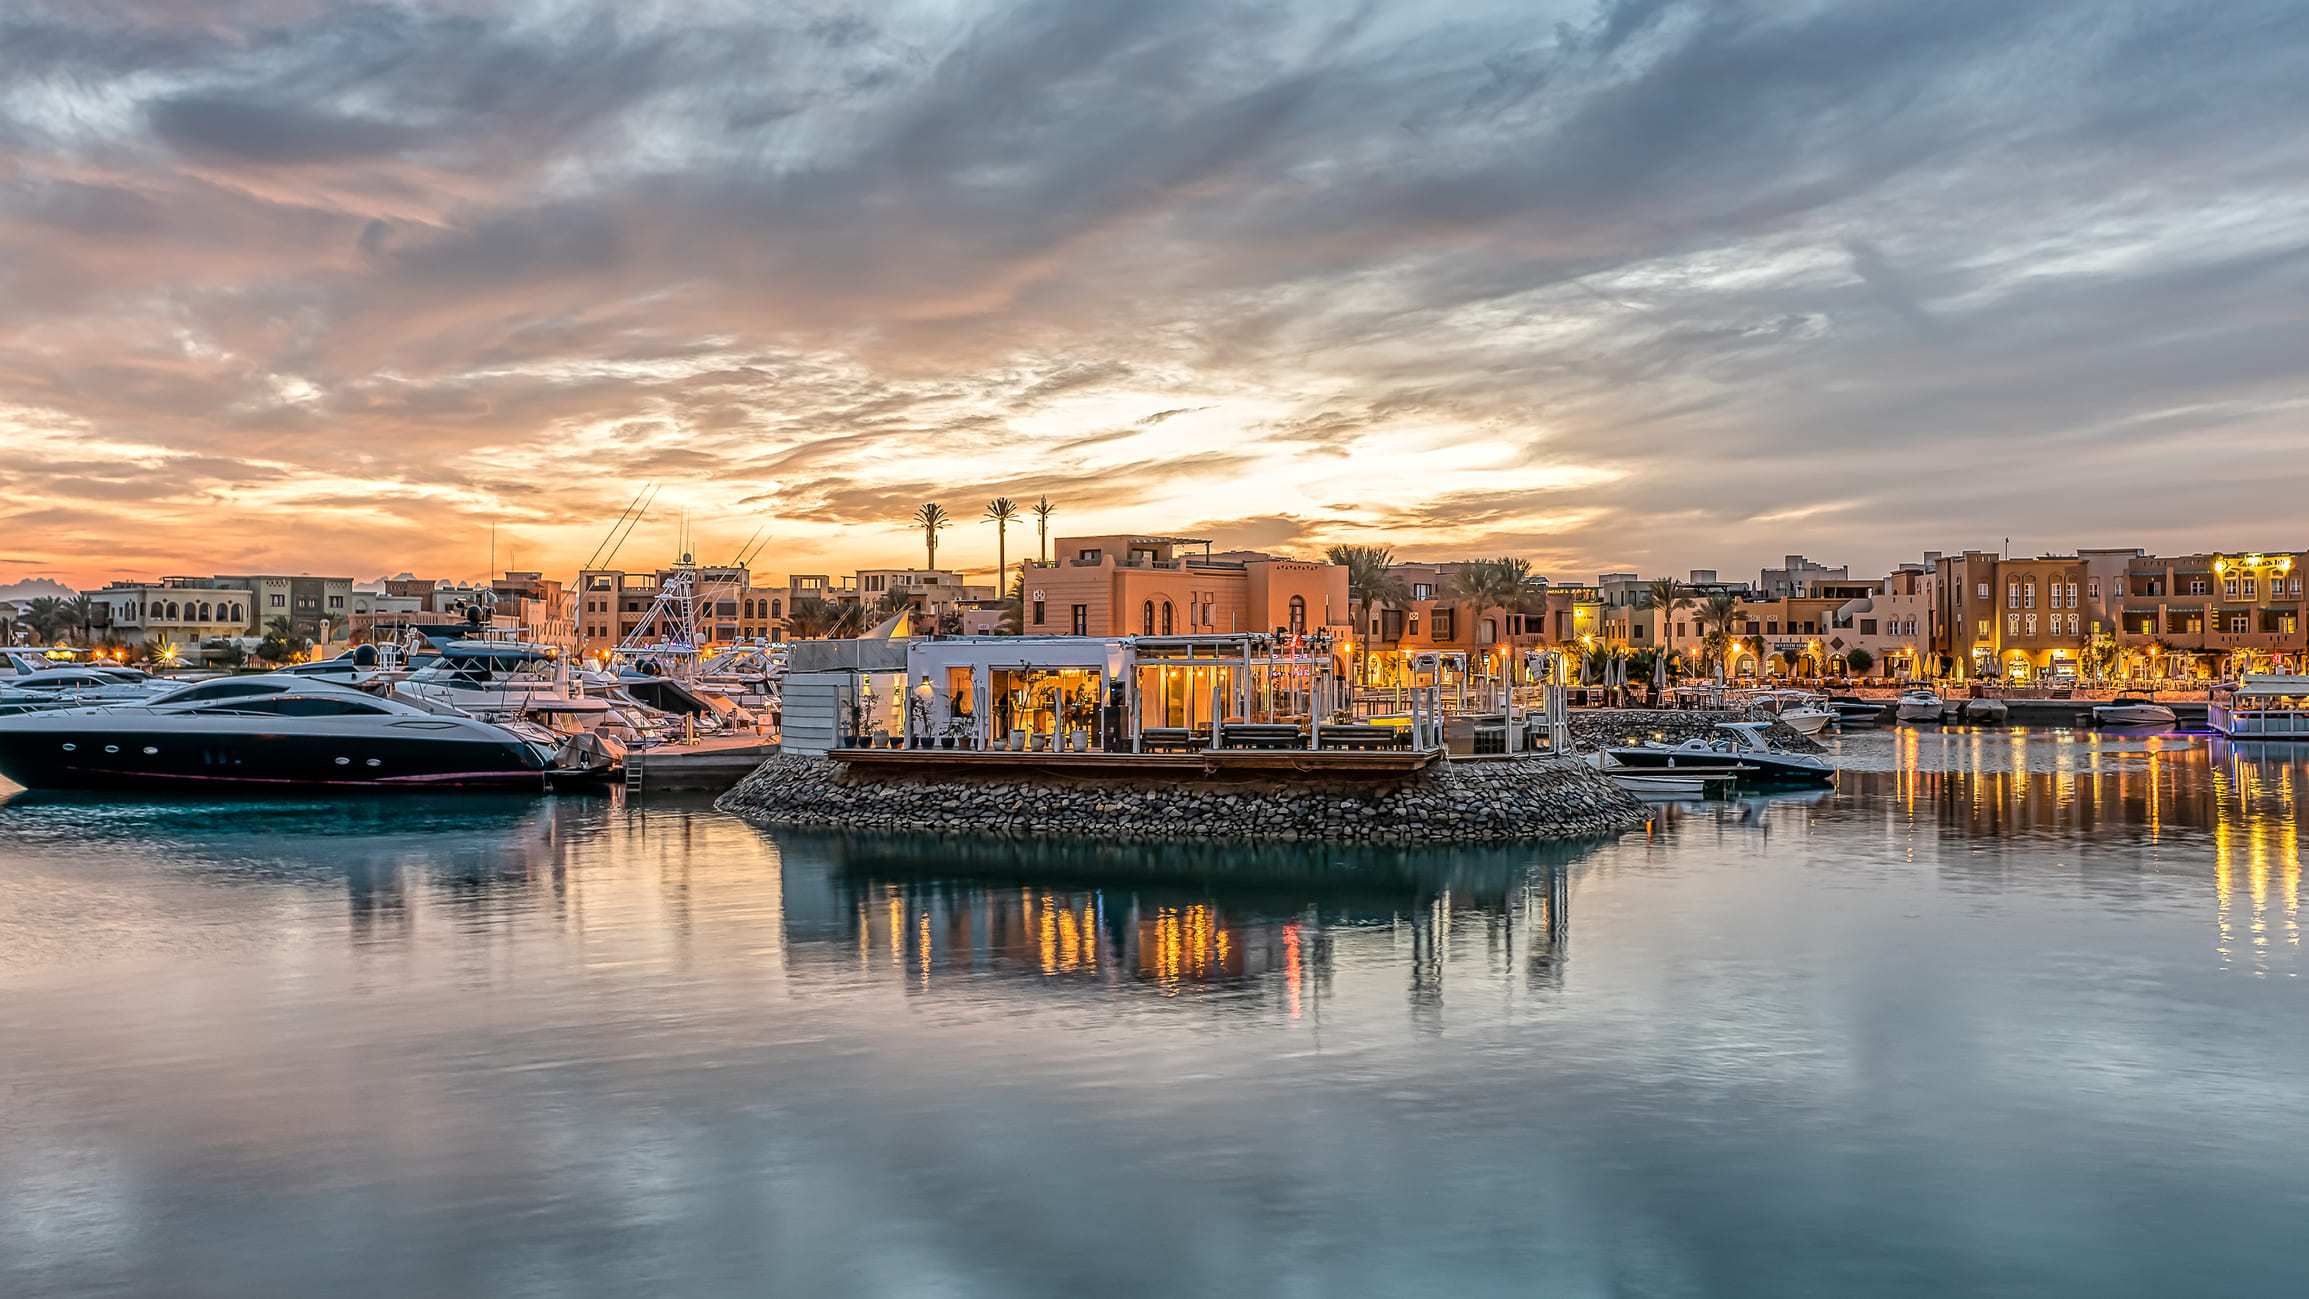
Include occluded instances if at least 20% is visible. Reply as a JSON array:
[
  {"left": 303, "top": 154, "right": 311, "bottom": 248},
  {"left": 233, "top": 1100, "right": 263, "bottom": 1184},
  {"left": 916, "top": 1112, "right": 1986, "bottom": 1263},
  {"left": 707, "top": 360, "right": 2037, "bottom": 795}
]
[
  {"left": 1288, "top": 595, "right": 1306, "bottom": 632},
  {"left": 2008, "top": 614, "right": 2020, "bottom": 637},
  {"left": 2244, "top": 578, "right": 2257, "bottom": 598},
  {"left": 2088, "top": 579, "right": 2099, "bottom": 598},
  {"left": 1743, "top": 621, "right": 1760, "bottom": 635},
  {"left": 197, "top": 602, "right": 211, "bottom": 621},
  {"left": 1978, "top": 620, "right": 1991, "bottom": 640},
  {"left": 2065, "top": 583, "right": 2078, "bottom": 608},
  {"left": 2025, "top": 613, "right": 2037, "bottom": 636},
  {"left": 1412, "top": 584, "right": 1433, "bottom": 600},
  {"left": 1481, "top": 618, "right": 1497, "bottom": 642},
  {"left": 1766, "top": 621, "right": 1778, "bottom": 635},
  {"left": 1142, "top": 601, "right": 1155, "bottom": 636},
  {"left": 2195, "top": 579, "right": 2212, "bottom": 596},
  {"left": 1432, "top": 609, "right": 1454, "bottom": 639},
  {"left": 2067, "top": 613, "right": 2078, "bottom": 636},
  {"left": 2229, "top": 613, "right": 2249, "bottom": 634},
  {"left": 1160, "top": 601, "right": 1173, "bottom": 635},
  {"left": 1071, "top": 605, "right": 1087, "bottom": 635},
  {"left": 772, "top": 599, "right": 782, "bottom": 619},
  {"left": 2023, "top": 582, "right": 2036, "bottom": 609},
  {"left": 269, "top": 594, "right": 285, "bottom": 608},
  {"left": 1977, "top": 582, "right": 1990, "bottom": 600},
  {"left": 2222, "top": 579, "right": 2237, "bottom": 599},
  {"left": 328, "top": 595, "right": 344, "bottom": 609},
  {"left": 1632, "top": 624, "right": 1645, "bottom": 640},
  {"left": 2007, "top": 581, "right": 2019, "bottom": 608},
  {"left": 159, "top": 681, "right": 284, "bottom": 704},
  {"left": 1032, "top": 599, "right": 1045, "bottom": 626},
  {"left": 1408, "top": 612, "right": 1421, "bottom": 637},
  {"left": 1860, "top": 618, "right": 1878, "bottom": 635},
  {"left": 2293, "top": 578, "right": 2303, "bottom": 596},
  {"left": 1674, "top": 622, "right": 1686, "bottom": 638},
  {"left": 1078, "top": 549, "right": 1101, "bottom": 563}
]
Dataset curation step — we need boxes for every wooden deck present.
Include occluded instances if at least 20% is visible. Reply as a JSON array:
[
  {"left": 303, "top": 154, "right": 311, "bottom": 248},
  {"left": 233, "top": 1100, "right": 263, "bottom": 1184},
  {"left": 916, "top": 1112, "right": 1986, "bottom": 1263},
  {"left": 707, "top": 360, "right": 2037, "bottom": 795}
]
[{"left": 829, "top": 746, "right": 1441, "bottom": 775}]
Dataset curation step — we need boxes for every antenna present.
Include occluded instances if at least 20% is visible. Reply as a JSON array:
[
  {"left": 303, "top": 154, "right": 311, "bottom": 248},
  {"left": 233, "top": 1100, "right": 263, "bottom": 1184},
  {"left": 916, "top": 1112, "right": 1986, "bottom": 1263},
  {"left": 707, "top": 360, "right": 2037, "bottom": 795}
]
[{"left": 583, "top": 485, "right": 651, "bottom": 571}]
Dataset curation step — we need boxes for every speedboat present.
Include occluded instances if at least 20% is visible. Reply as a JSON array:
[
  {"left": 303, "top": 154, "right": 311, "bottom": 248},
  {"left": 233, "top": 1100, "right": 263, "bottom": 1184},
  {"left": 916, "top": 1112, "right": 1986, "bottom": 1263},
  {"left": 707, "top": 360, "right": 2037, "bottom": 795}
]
[
  {"left": 0, "top": 666, "right": 171, "bottom": 715},
  {"left": 1894, "top": 689, "right": 1947, "bottom": 723},
  {"left": 1824, "top": 696, "right": 1886, "bottom": 728},
  {"left": 1775, "top": 702, "right": 1837, "bottom": 736},
  {"left": 0, "top": 675, "right": 614, "bottom": 792},
  {"left": 1605, "top": 721, "right": 1836, "bottom": 786},
  {"left": 2093, "top": 697, "right": 2177, "bottom": 727}
]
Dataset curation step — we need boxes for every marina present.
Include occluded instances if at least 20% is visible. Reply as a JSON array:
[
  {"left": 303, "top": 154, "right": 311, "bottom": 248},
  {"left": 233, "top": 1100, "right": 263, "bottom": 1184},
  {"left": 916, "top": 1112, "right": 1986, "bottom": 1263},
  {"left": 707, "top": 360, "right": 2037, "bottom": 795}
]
[{"left": 4, "top": 726, "right": 2305, "bottom": 1295}]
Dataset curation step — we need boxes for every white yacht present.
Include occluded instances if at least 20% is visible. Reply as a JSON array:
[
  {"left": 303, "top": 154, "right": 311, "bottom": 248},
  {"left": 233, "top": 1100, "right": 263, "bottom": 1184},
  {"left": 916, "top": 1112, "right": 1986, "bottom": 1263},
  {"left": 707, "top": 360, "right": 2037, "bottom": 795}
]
[
  {"left": 0, "top": 666, "right": 171, "bottom": 714},
  {"left": 2093, "top": 697, "right": 2178, "bottom": 727},
  {"left": 1605, "top": 721, "right": 1836, "bottom": 787},
  {"left": 2210, "top": 676, "right": 2309, "bottom": 737}
]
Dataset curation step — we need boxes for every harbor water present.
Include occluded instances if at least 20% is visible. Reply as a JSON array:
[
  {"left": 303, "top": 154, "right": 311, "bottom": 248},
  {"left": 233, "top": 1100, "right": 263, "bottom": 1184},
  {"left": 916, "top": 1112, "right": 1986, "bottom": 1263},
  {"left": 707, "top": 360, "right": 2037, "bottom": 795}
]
[{"left": 2, "top": 728, "right": 2304, "bottom": 1297}]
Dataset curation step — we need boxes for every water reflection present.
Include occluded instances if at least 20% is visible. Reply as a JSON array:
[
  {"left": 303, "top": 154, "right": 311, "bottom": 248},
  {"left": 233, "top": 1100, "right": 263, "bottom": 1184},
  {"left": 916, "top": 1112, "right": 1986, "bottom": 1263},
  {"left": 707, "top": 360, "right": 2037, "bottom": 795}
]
[{"left": 773, "top": 830, "right": 1582, "bottom": 1018}]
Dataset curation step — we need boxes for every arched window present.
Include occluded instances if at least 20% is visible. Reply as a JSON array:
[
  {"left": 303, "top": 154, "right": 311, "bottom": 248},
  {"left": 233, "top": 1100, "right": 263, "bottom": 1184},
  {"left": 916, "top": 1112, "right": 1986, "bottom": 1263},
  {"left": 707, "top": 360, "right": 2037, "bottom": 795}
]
[
  {"left": 231, "top": 603, "right": 243, "bottom": 621},
  {"left": 1288, "top": 595, "right": 1306, "bottom": 633},
  {"left": 166, "top": 602, "right": 179, "bottom": 620},
  {"left": 1142, "top": 601, "right": 1155, "bottom": 636},
  {"left": 1161, "top": 601, "right": 1174, "bottom": 635},
  {"left": 198, "top": 602, "right": 211, "bottom": 621},
  {"left": 771, "top": 599, "right": 782, "bottom": 619}
]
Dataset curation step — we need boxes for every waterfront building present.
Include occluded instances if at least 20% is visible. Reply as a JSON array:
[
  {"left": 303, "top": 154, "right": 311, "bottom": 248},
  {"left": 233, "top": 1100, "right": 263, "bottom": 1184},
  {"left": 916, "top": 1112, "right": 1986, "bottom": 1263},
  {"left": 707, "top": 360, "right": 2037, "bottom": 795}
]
[
  {"left": 210, "top": 573, "right": 359, "bottom": 642},
  {"left": 83, "top": 577, "right": 259, "bottom": 662},
  {"left": 1021, "top": 535, "right": 1349, "bottom": 644},
  {"left": 1757, "top": 554, "right": 1849, "bottom": 599},
  {"left": 577, "top": 562, "right": 760, "bottom": 658}
]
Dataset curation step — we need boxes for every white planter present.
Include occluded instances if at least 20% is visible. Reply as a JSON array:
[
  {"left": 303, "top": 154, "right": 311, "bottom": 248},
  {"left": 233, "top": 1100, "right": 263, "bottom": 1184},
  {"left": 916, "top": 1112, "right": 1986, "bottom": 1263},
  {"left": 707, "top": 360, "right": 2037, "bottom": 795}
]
[
  {"left": 1008, "top": 729, "right": 1027, "bottom": 751},
  {"left": 1070, "top": 729, "right": 1091, "bottom": 752}
]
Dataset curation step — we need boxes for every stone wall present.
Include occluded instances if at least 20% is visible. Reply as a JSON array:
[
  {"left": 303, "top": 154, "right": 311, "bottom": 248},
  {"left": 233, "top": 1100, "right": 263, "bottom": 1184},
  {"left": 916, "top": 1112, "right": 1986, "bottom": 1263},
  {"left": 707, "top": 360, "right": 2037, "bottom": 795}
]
[
  {"left": 1565, "top": 707, "right": 1825, "bottom": 753},
  {"left": 716, "top": 754, "right": 1650, "bottom": 844}
]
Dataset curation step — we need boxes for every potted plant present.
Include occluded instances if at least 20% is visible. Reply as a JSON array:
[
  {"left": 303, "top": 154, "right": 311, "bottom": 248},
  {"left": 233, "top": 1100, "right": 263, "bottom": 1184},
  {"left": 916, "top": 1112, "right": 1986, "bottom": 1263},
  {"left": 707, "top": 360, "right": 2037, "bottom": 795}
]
[
  {"left": 842, "top": 690, "right": 866, "bottom": 749},
  {"left": 1065, "top": 692, "right": 1095, "bottom": 752},
  {"left": 908, "top": 692, "right": 934, "bottom": 749}
]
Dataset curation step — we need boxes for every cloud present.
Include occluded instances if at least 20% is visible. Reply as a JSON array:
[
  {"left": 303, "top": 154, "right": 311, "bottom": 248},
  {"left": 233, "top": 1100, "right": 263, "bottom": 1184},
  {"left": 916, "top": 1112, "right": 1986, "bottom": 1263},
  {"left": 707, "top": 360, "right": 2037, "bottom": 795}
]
[{"left": 1, "top": 0, "right": 2306, "bottom": 587}]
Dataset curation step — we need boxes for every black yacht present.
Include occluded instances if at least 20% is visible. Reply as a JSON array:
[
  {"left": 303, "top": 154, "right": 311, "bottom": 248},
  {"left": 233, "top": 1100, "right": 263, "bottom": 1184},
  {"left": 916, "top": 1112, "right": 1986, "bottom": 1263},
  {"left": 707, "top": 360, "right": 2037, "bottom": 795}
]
[{"left": 0, "top": 675, "right": 613, "bottom": 793}]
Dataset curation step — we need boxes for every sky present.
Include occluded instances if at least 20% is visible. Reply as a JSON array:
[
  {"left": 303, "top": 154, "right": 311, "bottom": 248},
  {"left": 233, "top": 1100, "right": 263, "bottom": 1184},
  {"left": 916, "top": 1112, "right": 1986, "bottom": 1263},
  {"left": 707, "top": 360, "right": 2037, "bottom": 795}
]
[{"left": 3, "top": 0, "right": 2307, "bottom": 592}]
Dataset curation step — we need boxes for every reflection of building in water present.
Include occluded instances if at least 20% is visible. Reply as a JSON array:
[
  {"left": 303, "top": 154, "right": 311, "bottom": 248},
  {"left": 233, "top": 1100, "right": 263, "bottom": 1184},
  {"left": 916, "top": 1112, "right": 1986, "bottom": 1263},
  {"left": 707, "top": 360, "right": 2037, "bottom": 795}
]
[
  {"left": 772, "top": 831, "right": 1583, "bottom": 1016},
  {"left": 1853, "top": 730, "right": 2302, "bottom": 971}
]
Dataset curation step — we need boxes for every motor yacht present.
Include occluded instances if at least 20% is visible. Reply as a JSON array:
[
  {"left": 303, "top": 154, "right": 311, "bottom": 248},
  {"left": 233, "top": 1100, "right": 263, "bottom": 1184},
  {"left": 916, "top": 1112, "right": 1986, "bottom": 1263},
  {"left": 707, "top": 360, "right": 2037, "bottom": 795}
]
[
  {"left": 1605, "top": 721, "right": 1836, "bottom": 787},
  {"left": 1895, "top": 689, "right": 1947, "bottom": 723},
  {"left": 2093, "top": 697, "right": 2178, "bottom": 727},
  {"left": 1959, "top": 697, "right": 2010, "bottom": 722},
  {"left": 1824, "top": 696, "right": 1887, "bottom": 728},
  {"left": 0, "top": 675, "right": 614, "bottom": 792}
]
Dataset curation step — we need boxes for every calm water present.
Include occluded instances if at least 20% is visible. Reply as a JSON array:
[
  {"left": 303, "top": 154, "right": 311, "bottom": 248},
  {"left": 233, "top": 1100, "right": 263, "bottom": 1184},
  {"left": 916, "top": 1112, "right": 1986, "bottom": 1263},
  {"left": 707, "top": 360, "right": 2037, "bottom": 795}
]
[{"left": 2, "top": 729, "right": 2304, "bottom": 1298}]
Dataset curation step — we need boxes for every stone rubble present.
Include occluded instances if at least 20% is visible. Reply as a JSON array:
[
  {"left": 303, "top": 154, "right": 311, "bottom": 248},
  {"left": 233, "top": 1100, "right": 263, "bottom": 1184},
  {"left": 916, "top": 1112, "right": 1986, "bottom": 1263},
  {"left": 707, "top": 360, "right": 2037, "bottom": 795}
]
[
  {"left": 1565, "top": 707, "right": 1825, "bottom": 753},
  {"left": 716, "top": 753, "right": 1652, "bottom": 844}
]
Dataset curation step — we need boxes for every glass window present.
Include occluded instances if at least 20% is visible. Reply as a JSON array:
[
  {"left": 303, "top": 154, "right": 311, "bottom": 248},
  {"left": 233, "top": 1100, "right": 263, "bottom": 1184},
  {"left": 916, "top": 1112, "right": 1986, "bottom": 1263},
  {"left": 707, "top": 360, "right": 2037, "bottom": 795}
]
[
  {"left": 2007, "top": 614, "right": 2020, "bottom": 636},
  {"left": 1031, "top": 599, "right": 1045, "bottom": 626},
  {"left": 1977, "top": 583, "right": 1990, "bottom": 599},
  {"left": 2087, "top": 579, "right": 2099, "bottom": 598},
  {"left": 1160, "top": 602, "right": 1173, "bottom": 635},
  {"left": 1288, "top": 595, "right": 1306, "bottom": 633},
  {"left": 1071, "top": 605, "right": 1087, "bottom": 635},
  {"left": 2244, "top": 578, "right": 2257, "bottom": 598},
  {"left": 2024, "top": 582, "right": 2036, "bottom": 609},
  {"left": 2222, "top": 579, "right": 2237, "bottom": 598},
  {"left": 269, "top": 594, "right": 285, "bottom": 607},
  {"left": 2007, "top": 582, "right": 2019, "bottom": 608},
  {"left": 1411, "top": 584, "right": 1432, "bottom": 600},
  {"left": 2025, "top": 613, "right": 2037, "bottom": 636},
  {"left": 1141, "top": 601, "right": 1154, "bottom": 636}
]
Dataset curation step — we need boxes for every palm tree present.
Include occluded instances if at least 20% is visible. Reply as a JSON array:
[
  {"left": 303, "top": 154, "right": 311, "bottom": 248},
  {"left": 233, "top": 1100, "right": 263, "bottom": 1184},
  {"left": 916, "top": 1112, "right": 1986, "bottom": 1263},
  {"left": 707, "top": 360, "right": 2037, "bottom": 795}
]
[
  {"left": 1032, "top": 495, "right": 1056, "bottom": 562},
  {"left": 785, "top": 597, "right": 843, "bottom": 639},
  {"left": 24, "top": 596, "right": 68, "bottom": 643},
  {"left": 0, "top": 614, "right": 14, "bottom": 645},
  {"left": 66, "top": 594, "right": 95, "bottom": 644},
  {"left": 1693, "top": 590, "right": 1742, "bottom": 676},
  {"left": 1450, "top": 557, "right": 1532, "bottom": 642},
  {"left": 1325, "top": 544, "right": 1407, "bottom": 635},
  {"left": 996, "top": 571, "right": 1027, "bottom": 635},
  {"left": 1642, "top": 577, "right": 1691, "bottom": 652},
  {"left": 983, "top": 497, "right": 1020, "bottom": 598},
  {"left": 912, "top": 501, "right": 952, "bottom": 570}
]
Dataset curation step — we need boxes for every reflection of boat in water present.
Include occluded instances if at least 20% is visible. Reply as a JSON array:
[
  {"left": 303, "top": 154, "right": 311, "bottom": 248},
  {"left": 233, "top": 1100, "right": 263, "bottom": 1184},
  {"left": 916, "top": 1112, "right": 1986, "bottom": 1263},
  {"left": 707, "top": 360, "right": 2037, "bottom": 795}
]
[
  {"left": 0, "top": 675, "right": 614, "bottom": 792},
  {"left": 2094, "top": 697, "right": 2178, "bottom": 727}
]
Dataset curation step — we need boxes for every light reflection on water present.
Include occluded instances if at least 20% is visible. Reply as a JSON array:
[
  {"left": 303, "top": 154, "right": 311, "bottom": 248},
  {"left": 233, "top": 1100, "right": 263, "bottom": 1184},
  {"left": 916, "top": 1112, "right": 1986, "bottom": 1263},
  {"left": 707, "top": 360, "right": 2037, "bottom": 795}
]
[{"left": 1, "top": 731, "right": 2305, "bottom": 1298}]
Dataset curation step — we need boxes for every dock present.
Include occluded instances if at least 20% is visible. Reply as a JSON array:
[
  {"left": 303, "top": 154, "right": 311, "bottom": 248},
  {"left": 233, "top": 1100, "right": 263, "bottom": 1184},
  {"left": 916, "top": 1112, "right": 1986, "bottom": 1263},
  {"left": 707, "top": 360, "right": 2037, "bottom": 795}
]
[
  {"left": 827, "top": 747, "right": 1441, "bottom": 780},
  {"left": 625, "top": 736, "right": 776, "bottom": 792}
]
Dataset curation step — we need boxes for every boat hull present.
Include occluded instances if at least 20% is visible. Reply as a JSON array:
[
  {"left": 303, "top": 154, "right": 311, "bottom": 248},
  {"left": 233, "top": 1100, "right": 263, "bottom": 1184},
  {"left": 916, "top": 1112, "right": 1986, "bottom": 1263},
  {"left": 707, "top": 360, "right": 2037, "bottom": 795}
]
[
  {"left": 1604, "top": 747, "right": 1833, "bottom": 786},
  {"left": 0, "top": 722, "right": 552, "bottom": 793},
  {"left": 2093, "top": 706, "right": 2177, "bottom": 727}
]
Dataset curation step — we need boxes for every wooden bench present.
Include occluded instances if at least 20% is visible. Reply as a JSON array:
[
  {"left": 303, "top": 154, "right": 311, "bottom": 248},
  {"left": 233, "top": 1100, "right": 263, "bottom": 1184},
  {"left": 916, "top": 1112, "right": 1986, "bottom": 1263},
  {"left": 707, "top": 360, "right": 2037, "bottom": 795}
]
[
  {"left": 1217, "top": 723, "right": 1306, "bottom": 750},
  {"left": 1139, "top": 727, "right": 1203, "bottom": 753},
  {"left": 1315, "top": 723, "right": 1407, "bottom": 751}
]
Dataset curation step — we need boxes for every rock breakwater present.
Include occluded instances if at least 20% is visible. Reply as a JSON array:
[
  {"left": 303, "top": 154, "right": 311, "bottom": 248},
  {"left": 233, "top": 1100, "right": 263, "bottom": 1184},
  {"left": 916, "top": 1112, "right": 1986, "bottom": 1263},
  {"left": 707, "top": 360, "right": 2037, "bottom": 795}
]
[
  {"left": 716, "top": 754, "right": 1650, "bottom": 844},
  {"left": 1566, "top": 707, "right": 1825, "bottom": 753}
]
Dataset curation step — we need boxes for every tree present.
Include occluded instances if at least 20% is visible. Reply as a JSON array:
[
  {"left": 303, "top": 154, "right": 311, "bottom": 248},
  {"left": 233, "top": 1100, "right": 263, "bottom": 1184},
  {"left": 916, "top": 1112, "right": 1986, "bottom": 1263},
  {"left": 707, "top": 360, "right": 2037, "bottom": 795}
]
[
  {"left": 996, "top": 571, "right": 1027, "bottom": 635},
  {"left": 203, "top": 639, "right": 248, "bottom": 669},
  {"left": 785, "top": 597, "right": 845, "bottom": 639},
  {"left": 983, "top": 497, "right": 1020, "bottom": 599},
  {"left": 1846, "top": 647, "right": 1874, "bottom": 675},
  {"left": 1581, "top": 641, "right": 1616, "bottom": 686},
  {"left": 1643, "top": 577, "right": 1691, "bottom": 649},
  {"left": 912, "top": 501, "right": 952, "bottom": 570},
  {"left": 1326, "top": 544, "right": 1408, "bottom": 632},
  {"left": 1451, "top": 557, "right": 1533, "bottom": 622},
  {"left": 0, "top": 614, "right": 16, "bottom": 645},
  {"left": 67, "top": 594, "right": 95, "bottom": 643},
  {"left": 24, "top": 596, "right": 69, "bottom": 643},
  {"left": 1032, "top": 495, "right": 1056, "bottom": 562}
]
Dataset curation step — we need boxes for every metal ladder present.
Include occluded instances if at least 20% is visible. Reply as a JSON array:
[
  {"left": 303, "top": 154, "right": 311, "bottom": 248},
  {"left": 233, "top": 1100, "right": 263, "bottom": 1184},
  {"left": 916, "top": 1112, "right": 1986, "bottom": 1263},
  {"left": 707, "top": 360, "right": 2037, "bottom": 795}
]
[{"left": 623, "top": 743, "right": 644, "bottom": 795}]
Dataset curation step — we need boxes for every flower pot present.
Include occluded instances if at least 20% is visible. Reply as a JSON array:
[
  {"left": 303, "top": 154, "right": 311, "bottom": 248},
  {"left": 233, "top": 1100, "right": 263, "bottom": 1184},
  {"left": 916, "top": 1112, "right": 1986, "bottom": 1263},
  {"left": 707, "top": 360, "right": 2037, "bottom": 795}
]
[
  {"left": 1008, "top": 729, "right": 1027, "bottom": 751},
  {"left": 1070, "top": 729, "right": 1090, "bottom": 752},
  {"left": 940, "top": 737, "right": 956, "bottom": 749},
  {"left": 1028, "top": 733, "right": 1048, "bottom": 751}
]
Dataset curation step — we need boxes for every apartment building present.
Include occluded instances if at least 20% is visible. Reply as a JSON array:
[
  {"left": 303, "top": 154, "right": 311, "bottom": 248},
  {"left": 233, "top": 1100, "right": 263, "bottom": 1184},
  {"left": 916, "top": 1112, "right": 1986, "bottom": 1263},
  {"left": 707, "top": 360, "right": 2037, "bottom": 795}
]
[
  {"left": 1758, "top": 555, "right": 1849, "bottom": 599},
  {"left": 576, "top": 562, "right": 758, "bottom": 657},
  {"left": 84, "top": 577, "right": 259, "bottom": 661}
]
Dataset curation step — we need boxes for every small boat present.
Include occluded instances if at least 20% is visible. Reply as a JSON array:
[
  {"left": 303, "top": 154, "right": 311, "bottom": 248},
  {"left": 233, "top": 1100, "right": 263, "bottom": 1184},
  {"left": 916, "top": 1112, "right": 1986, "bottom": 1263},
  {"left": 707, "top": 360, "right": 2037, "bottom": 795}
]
[
  {"left": 2094, "top": 697, "right": 2177, "bottom": 727},
  {"left": 1895, "top": 689, "right": 1946, "bottom": 723},
  {"left": 1824, "top": 696, "right": 1886, "bottom": 728},
  {"left": 1606, "top": 769, "right": 1735, "bottom": 797},
  {"left": 1605, "top": 721, "right": 1836, "bottom": 786},
  {"left": 1960, "top": 698, "right": 2009, "bottom": 723}
]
